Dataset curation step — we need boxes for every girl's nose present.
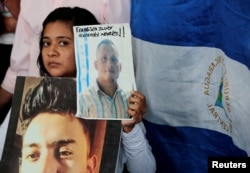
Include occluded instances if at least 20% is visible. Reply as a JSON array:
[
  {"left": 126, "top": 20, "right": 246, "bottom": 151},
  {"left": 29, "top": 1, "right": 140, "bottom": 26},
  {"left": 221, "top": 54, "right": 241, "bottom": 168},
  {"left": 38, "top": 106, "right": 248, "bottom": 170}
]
[{"left": 47, "top": 44, "right": 58, "bottom": 57}]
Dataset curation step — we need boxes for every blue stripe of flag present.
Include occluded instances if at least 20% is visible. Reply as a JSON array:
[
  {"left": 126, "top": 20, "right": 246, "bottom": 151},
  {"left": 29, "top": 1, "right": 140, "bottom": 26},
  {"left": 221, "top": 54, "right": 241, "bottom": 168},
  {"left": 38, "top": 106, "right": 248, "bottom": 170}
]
[{"left": 131, "top": 0, "right": 250, "bottom": 69}]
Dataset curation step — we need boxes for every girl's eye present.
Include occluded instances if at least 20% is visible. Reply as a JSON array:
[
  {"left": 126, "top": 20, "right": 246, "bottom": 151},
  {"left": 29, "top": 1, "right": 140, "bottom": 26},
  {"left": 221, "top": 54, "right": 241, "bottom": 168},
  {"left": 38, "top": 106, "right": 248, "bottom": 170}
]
[
  {"left": 42, "top": 41, "right": 50, "bottom": 47},
  {"left": 59, "top": 41, "right": 69, "bottom": 46}
]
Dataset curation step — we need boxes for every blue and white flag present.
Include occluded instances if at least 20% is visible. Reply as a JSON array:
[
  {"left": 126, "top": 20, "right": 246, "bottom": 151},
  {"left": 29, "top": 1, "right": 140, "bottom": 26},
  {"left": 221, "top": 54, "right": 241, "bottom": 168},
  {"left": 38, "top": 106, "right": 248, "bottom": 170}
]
[{"left": 131, "top": 0, "right": 250, "bottom": 172}]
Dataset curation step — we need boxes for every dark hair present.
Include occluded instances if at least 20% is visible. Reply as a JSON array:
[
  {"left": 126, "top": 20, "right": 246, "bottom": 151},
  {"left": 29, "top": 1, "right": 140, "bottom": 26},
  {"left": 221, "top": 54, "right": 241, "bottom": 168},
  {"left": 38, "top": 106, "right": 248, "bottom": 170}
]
[
  {"left": 37, "top": 7, "right": 100, "bottom": 76},
  {"left": 22, "top": 77, "right": 96, "bottom": 145},
  {"left": 22, "top": 77, "right": 76, "bottom": 118}
]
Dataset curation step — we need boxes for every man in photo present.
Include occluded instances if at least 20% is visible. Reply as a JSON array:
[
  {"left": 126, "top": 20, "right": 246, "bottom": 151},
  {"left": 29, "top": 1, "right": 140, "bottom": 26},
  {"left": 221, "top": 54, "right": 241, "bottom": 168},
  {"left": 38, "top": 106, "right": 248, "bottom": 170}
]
[
  {"left": 20, "top": 77, "right": 102, "bottom": 173},
  {"left": 80, "top": 39, "right": 130, "bottom": 119}
]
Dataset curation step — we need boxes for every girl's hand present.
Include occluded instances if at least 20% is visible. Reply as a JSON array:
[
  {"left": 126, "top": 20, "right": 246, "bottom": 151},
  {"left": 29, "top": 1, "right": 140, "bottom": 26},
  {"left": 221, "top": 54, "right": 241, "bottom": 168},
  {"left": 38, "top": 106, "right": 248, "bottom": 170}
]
[{"left": 122, "top": 91, "right": 147, "bottom": 133}]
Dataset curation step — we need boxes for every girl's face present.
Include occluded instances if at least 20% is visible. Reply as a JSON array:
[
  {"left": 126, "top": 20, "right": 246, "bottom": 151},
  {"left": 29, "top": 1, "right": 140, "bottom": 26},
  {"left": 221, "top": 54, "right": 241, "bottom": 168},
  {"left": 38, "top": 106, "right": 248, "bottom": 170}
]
[{"left": 41, "top": 21, "right": 76, "bottom": 77}]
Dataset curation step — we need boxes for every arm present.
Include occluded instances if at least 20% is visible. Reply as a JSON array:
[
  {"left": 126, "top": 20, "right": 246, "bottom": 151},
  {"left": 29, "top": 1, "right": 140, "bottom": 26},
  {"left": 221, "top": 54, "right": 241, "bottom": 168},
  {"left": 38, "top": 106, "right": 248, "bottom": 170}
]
[
  {"left": 0, "top": 0, "right": 19, "bottom": 34},
  {"left": 3, "top": 0, "right": 20, "bottom": 19},
  {"left": 120, "top": 91, "right": 156, "bottom": 173},
  {"left": 0, "top": 87, "right": 12, "bottom": 123},
  {"left": 2, "top": 16, "right": 17, "bottom": 33},
  {"left": 0, "top": 0, "right": 19, "bottom": 114},
  {"left": 121, "top": 122, "right": 156, "bottom": 173},
  {"left": 0, "top": 1, "right": 30, "bottom": 110},
  {"left": 0, "top": 87, "right": 12, "bottom": 110}
]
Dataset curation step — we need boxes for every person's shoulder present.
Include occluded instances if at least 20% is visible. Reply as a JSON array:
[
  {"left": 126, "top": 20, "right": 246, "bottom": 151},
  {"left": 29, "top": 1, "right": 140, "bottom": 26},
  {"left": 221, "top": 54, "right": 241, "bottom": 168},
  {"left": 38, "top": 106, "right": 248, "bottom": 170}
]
[
  {"left": 85, "top": 85, "right": 96, "bottom": 93},
  {"left": 117, "top": 88, "right": 131, "bottom": 99},
  {"left": 80, "top": 86, "right": 98, "bottom": 98}
]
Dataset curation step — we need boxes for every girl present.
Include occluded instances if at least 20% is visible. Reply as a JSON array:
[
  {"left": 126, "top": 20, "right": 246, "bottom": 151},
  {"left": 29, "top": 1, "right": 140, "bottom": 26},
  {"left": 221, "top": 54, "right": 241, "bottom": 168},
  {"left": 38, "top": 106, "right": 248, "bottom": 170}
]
[{"left": 36, "top": 7, "right": 156, "bottom": 173}]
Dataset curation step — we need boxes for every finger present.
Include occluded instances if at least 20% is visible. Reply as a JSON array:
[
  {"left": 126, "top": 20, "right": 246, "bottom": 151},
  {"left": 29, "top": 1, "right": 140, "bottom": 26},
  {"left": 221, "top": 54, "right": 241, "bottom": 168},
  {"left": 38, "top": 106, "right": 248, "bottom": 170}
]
[
  {"left": 128, "top": 102, "right": 139, "bottom": 110},
  {"left": 129, "top": 96, "right": 141, "bottom": 104},
  {"left": 127, "top": 110, "right": 142, "bottom": 123},
  {"left": 131, "top": 91, "right": 145, "bottom": 100}
]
